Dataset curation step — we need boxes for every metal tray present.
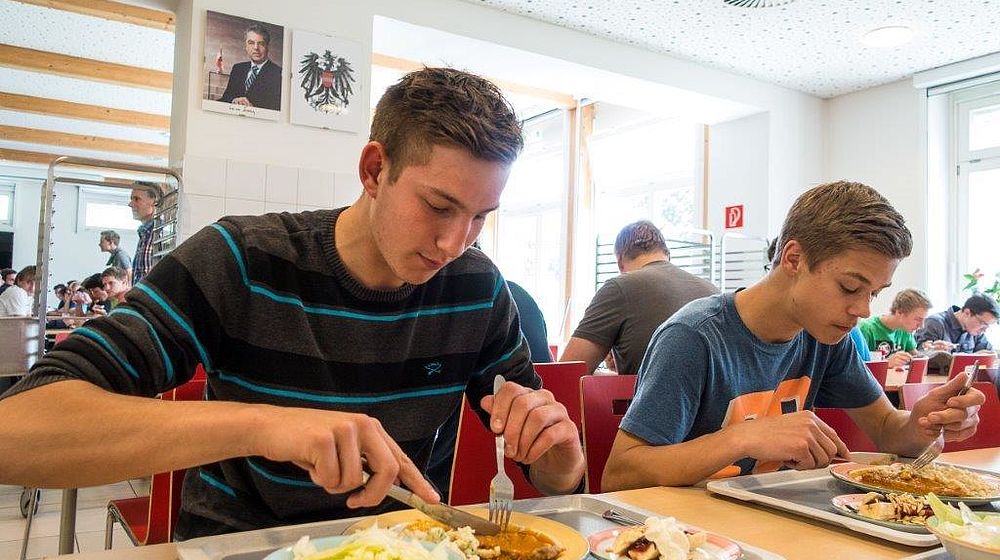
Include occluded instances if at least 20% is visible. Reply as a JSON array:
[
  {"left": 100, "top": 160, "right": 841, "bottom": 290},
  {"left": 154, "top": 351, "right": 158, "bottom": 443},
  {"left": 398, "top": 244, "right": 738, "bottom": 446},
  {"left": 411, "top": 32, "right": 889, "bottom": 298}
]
[
  {"left": 900, "top": 549, "right": 949, "bottom": 559},
  {"left": 707, "top": 466, "right": 1000, "bottom": 548},
  {"left": 176, "top": 494, "right": 786, "bottom": 560}
]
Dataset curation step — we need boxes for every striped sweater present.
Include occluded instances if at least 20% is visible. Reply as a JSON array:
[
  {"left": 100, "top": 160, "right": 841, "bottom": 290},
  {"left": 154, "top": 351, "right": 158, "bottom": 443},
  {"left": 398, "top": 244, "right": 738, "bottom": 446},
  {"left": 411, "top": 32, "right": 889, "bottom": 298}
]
[{"left": 9, "top": 208, "right": 536, "bottom": 537}]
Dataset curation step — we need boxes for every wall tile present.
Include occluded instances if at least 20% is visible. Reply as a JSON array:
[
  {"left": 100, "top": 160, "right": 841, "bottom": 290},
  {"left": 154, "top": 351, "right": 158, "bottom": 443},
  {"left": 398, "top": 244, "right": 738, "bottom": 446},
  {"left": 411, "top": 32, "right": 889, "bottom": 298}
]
[
  {"left": 179, "top": 193, "right": 225, "bottom": 242},
  {"left": 225, "top": 198, "right": 266, "bottom": 216},
  {"left": 297, "top": 168, "right": 335, "bottom": 208},
  {"left": 226, "top": 160, "right": 266, "bottom": 201},
  {"left": 264, "top": 202, "right": 297, "bottom": 214},
  {"left": 182, "top": 154, "right": 226, "bottom": 196},
  {"left": 333, "top": 172, "right": 359, "bottom": 208},
  {"left": 265, "top": 164, "right": 298, "bottom": 204}
]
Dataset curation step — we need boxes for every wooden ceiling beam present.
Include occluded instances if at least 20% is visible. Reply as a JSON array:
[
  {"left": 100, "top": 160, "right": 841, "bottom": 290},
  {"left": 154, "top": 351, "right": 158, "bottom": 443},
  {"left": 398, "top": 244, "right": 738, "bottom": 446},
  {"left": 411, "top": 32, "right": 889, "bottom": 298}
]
[
  {"left": 0, "top": 147, "right": 64, "bottom": 166},
  {"left": 11, "top": 0, "right": 175, "bottom": 31},
  {"left": 372, "top": 53, "right": 577, "bottom": 109},
  {"left": 0, "top": 44, "right": 173, "bottom": 92},
  {"left": 0, "top": 91, "right": 169, "bottom": 131},
  {"left": 0, "top": 124, "right": 168, "bottom": 157}
]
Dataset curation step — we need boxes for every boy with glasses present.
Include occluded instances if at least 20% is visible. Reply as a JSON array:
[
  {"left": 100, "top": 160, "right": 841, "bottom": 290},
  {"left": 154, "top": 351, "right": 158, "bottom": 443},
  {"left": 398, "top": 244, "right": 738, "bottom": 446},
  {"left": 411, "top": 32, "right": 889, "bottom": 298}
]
[{"left": 914, "top": 294, "right": 998, "bottom": 369}]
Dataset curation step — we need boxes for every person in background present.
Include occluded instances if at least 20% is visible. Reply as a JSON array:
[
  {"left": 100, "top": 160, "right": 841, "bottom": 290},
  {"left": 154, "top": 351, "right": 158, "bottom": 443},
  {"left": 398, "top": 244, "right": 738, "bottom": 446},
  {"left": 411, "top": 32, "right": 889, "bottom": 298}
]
[
  {"left": 857, "top": 288, "right": 931, "bottom": 368},
  {"left": 51, "top": 284, "right": 69, "bottom": 310},
  {"left": 100, "top": 266, "right": 130, "bottom": 307},
  {"left": 218, "top": 23, "right": 282, "bottom": 111},
  {"left": 561, "top": 220, "right": 718, "bottom": 375},
  {"left": 79, "top": 274, "right": 110, "bottom": 316},
  {"left": 0, "top": 265, "right": 36, "bottom": 317},
  {"left": 99, "top": 230, "right": 133, "bottom": 284},
  {"left": 602, "top": 181, "right": 985, "bottom": 491},
  {"left": 0, "top": 68, "right": 584, "bottom": 539},
  {"left": 914, "top": 294, "right": 997, "bottom": 364},
  {"left": 0, "top": 268, "right": 15, "bottom": 295},
  {"left": 129, "top": 181, "right": 159, "bottom": 284}
]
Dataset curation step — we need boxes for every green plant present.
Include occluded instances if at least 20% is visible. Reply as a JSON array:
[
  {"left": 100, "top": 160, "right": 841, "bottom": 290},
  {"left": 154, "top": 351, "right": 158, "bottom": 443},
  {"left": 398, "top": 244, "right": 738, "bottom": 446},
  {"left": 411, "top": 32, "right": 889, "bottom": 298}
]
[{"left": 963, "top": 268, "right": 1000, "bottom": 301}]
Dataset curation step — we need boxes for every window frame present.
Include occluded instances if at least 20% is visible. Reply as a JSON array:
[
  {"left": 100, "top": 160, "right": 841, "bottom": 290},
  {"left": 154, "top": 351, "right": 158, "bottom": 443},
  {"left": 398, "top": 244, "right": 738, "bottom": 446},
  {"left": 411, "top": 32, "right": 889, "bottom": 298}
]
[
  {"left": 76, "top": 185, "right": 138, "bottom": 234},
  {"left": 0, "top": 182, "right": 14, "bottom": 230}
]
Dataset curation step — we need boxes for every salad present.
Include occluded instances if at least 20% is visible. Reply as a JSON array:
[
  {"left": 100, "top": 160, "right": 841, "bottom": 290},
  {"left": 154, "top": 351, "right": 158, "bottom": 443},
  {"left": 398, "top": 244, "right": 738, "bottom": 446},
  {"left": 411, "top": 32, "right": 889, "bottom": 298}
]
[
  {"left": 926, "top": 493, "right": 1000, "bottom": 551},
  {"left": 290, "top": 525, "right": 461, "bottom": 560}
]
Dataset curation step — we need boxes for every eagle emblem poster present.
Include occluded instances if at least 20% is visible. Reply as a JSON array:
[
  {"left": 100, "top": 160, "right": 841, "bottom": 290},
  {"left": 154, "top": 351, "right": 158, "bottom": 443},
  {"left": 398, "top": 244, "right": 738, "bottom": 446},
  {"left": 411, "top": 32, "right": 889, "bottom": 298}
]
[{"left": 291, "top": 29, "right": 365, "bottom": 132}]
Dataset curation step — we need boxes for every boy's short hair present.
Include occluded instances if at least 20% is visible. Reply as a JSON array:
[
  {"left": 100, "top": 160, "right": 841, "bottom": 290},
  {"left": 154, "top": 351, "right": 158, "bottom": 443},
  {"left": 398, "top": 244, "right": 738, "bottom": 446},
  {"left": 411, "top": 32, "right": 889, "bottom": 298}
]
[
  {"left": 101, "top": 266, "right": 127, "bottom": 281},
  {"left": 81, "top": 273, "right": 103, "bottom": 291},
  {"left": 890, "top": 288, "right": 931, "bottom": 314},
  {"left": 2, "top": 268, "right": 16, "bottom": 278},
  {"left": 772, "top": 180, "right": 912, "bottom": 269},
  {"left": 614, "top": 220, "right": 670, "bottom": 262},
  {"left": 100, "top": 230, "right": 120, "bottom": 245},
  {"left": 15, "top": 265, "right": 36, "bottom": 285},
  {"left": 370, "top": 67, "right": 523, "bottom": 183},
  {"left": 963, "top": 293, "right": 1000, "bottom": 318}
]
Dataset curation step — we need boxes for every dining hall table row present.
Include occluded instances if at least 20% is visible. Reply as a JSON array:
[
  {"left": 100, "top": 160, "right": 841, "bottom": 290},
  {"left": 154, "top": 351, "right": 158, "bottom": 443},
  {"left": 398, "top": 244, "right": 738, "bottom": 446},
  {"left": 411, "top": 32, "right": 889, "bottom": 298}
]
[{"left": 46, "top": 447, "right": 999, "bottom": 560}]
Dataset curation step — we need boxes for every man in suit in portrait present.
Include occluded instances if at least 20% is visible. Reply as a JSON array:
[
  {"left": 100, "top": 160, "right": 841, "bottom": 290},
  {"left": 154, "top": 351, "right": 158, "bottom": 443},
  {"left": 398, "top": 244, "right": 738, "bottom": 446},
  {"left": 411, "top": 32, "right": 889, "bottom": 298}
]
[{"left": 218, "top": 23, "right": 281, "bottom": 111}]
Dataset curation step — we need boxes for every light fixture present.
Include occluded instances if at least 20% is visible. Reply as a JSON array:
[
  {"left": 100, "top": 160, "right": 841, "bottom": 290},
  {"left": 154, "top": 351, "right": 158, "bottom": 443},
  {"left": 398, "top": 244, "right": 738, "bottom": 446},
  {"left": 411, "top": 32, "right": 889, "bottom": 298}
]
[
  {"left": 721, "top": 0, "right": 796, "bottom": 7},
  {"left": 861, "top": 26, "right": 914, "bottom": 48}
]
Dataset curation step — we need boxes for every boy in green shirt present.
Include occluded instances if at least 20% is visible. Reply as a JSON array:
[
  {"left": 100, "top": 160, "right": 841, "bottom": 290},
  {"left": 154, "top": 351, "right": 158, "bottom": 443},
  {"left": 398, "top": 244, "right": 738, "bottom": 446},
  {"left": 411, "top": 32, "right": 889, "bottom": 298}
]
[{"left": 858, "top": 288, "right": 931, "bottom": 368}]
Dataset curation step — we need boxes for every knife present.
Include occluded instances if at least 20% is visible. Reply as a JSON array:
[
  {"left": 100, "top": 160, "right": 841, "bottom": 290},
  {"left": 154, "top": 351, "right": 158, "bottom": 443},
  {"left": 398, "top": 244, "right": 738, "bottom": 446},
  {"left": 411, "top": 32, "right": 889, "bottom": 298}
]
[{"left": 361, "top": 472, "right": 502, "bottom": 536}]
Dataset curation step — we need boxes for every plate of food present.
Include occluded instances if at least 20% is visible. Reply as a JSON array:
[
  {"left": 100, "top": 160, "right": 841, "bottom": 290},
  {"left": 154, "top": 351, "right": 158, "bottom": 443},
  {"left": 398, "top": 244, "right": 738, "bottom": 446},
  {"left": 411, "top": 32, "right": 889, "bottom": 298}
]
[
  {"left": 266, "top": 524, "right": 466, "bottom": 560},
  {"left": 587, "top": 516, "right": 741, "bottom": 560},
  {"left": 346, "top": 508, "right": 588, "bottom": 560},
  {"left": 829, "top": 462, "right": 1000, "bottom": 505},
  {"left": 926, "top": 494, "right": 1000, "bottom": 560},
  {"left": 830, "top": 492, "right": 933, "bottom": 534}
]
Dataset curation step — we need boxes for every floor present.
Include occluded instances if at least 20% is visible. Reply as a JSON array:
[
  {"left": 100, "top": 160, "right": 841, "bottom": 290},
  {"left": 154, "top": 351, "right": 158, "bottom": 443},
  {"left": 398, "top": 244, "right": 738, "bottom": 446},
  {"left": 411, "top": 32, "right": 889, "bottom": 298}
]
[{"left": 0, "top": 479, "right": 146, "bottom": 559}]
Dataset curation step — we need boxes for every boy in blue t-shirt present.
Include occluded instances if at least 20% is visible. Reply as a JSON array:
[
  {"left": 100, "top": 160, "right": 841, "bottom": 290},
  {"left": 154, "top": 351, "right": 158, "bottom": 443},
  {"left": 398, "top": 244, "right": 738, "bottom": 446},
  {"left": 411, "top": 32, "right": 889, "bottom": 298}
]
[{"left": 603, "top": 181, "right": 987, "bottom": 490}]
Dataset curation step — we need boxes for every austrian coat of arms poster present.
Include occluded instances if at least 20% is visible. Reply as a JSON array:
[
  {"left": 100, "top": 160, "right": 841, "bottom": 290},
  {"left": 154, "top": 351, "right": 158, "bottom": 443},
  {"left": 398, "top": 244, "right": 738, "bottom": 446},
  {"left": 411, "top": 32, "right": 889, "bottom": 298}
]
[{"left": 290, "top": 29, "right": 365, "bottom": 132}]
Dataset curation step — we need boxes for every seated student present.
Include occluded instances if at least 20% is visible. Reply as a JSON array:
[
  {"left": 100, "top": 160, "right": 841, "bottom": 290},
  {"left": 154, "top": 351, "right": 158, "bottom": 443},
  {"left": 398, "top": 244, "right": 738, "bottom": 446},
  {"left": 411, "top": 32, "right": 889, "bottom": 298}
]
[
  {"left": 857, "top": 288, "right": 931, "bottom": 368},
  {"left": 0, "top": 67, "right": 584, "bottom": 539},
  {"left": 0, "top": 265, "right": 36, "bottom": 317},
  {"left": 561, "top": 220, "right": 718, "bottom": 375},
  {"left": 0, "top": 268, "right": 15, "bottom": 295},
  {"left": 914, "top": 294, "right": 997, "bottom": 370},
  {"left": 99, "top": 266, "right": 131, "bottom": 307},
  {"left": 602, "top": 181, "right": 985, "bottom": 490},
  {"left": 79, "top": 274, "right": 111, "bottom": 316}
]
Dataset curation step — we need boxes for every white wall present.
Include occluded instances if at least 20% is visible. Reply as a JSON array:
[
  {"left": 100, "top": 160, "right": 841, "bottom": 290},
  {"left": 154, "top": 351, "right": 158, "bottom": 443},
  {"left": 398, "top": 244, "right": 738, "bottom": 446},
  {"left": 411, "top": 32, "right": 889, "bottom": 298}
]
[
  {"left": 708, "top": 112, "right": 770, "bottom": 239},
  {"left": 2, "top": 170, "right": 139, "bottom": 308},
  {"left": 168, "top": 0, "right": 826, "bottom": 240},
  {"left": 824, "top": 79, "right": 927, "bottom": 314}
]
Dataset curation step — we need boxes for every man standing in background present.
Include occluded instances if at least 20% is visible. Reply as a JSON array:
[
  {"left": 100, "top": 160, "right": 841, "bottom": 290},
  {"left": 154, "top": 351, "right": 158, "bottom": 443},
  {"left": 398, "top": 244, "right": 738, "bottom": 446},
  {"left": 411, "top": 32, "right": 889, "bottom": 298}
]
[
  {"left": 561, "top": 220, "right": 718, "bottom": 374},
  {"left": 99, "top": 230, "right": 133, "bottom": 284},
  {"left": 129, "top": 181, "right": 159, "bottom": 284}
]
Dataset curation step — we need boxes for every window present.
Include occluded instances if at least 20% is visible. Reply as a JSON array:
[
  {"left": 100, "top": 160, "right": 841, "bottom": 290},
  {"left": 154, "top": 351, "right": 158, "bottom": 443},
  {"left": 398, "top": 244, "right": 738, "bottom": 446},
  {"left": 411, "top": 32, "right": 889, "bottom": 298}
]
[
  {"left": 77, "top": 187, "right": 138, "bottom": 232},
  {"left": 0, "top": 183, "right": 13, "bottom": 228}
]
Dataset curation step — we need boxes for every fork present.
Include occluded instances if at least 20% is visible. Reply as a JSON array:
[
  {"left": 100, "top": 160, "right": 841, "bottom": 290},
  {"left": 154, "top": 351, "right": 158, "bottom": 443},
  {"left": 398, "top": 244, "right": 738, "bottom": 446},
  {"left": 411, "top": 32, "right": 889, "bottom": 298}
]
[
  {"left": 911, "top": 361, "right": 979, "bottom": 470},
  {"left": 488, "top": 374, "right": 514, "bottom": 531}
]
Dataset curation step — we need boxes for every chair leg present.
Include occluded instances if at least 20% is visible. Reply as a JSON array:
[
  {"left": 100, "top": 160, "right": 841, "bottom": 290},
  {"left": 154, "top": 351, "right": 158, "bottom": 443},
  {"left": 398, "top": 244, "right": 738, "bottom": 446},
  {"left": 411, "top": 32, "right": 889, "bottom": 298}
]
[
  {"left": 20, "top": 488, "right": 39, "bottom": 560},
  {"left": 104, "top": 508, "right": 114, "bottom": 549}
]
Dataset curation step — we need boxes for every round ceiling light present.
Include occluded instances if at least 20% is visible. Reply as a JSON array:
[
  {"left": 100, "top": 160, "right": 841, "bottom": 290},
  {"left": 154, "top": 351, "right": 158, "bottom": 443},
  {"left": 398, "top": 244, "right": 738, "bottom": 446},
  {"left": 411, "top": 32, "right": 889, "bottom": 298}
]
[
  {"left": 861, "top": 26, "right": 914, "bottom": 47},
  {"left": 721, "top": 0, "right": 796, "bottom": 7}
]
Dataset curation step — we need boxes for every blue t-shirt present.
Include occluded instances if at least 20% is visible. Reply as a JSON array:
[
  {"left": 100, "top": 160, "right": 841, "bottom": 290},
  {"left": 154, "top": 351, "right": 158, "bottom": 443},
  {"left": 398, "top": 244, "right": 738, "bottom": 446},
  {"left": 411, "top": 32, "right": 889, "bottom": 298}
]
[
  {"left": 621, "top": 292, "right": 884, "bottom": 477},
  {"left": 848, "top": 326, "right": 871, "bottom": 361}
]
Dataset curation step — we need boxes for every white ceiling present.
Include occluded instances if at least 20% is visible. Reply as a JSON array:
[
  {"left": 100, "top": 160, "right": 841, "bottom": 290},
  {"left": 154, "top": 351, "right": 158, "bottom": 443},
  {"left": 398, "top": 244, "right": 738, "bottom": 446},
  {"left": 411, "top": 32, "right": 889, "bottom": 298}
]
[{"left": 461, "top": 0, "right": 1000, "bottom": 98}]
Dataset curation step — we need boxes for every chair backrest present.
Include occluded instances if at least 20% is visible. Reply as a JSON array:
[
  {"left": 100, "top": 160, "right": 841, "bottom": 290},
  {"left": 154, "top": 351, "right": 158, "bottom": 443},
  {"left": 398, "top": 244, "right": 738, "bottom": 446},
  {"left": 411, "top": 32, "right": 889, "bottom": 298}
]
[
  {"left": 864, "top": 360, "right": 889, "bottom": 388},
  {"left": 548, "top": 344, "right": 559, "bottom": 362},
  {"left": 898, "top": 382, "right": 944, "bottom": 411},
  {"left": 948, "top": 353, "right": 996, "bottom": 380},
  {"left": 449, "top": 396, "right": 542, "bottom": 506},
  {"left": 151, "top": 376, "right": 206, "bottom": 543},
  {"left": 533, "top": 361, "right": 588, "bottom": 429},
  {"left": 580, "top": 375, "right": 636, "bottom": 493},
  {"left": 813, "top": 407, "right": 878, "bottom": 452},
  {"left": 906, "top": 357, "right": 929, "bottom": 384}
]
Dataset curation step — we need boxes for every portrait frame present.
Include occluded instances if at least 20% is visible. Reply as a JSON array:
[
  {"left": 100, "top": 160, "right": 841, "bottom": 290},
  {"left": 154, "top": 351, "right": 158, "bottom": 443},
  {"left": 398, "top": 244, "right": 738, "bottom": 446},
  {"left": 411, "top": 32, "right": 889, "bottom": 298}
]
[
  {"left": 202, "top": 11, "right": 285, "bottom": 121},
  {"left": 289, "top": 29, "right": 366, "bottom": 133}
]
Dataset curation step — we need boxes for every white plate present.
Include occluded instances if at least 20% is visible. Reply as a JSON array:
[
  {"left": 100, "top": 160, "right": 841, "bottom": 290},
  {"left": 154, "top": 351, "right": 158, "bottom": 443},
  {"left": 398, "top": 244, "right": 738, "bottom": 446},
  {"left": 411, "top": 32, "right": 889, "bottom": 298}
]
[
  {"left": 587, "top": 526, "right": 742, "bottom": 560},
  {"left": 829, "top": 494, "right": 930, "bottom": 534}
]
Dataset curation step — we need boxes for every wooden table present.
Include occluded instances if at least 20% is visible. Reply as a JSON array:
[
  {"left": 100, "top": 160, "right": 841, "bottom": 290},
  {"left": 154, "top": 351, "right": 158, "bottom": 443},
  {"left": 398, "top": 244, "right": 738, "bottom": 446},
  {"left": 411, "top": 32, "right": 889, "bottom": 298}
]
[{"left": 47, "top": 448, "right": 1000, "bottom": 560}]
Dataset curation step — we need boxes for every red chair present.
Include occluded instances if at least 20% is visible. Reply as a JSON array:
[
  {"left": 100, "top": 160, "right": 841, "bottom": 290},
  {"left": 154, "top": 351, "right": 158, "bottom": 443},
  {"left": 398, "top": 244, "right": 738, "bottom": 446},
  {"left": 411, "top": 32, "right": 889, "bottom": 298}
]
[
  {"left": 864, "top": 360, "right": 889, "bottom": 388},
  {"left": 449, "top": 396, "right": 543, "bottom": 506},
  {"left": 901, "top": 382, "right": 1000, "bottom": 451},
  {"left": 104, "top": 375, "right": 206, "bottom": 548},
  {"left": 906, "top": 357, "right": 929, "bottom": 384},
  {"left": 533, "top": 361, "right": 588, "bottom": 429},
  {"left": 53, "top": 332, "right": 71, "bottom": 345},
  {"left": 898, "top": 382, "right": 944, "bottom": 411},
  {"left": 814, "top": 407, "right": 878, "bottom": 453},
  {"left": 947, "top": 353, "right": 996, "bottom": 380},
  {"left": 580, "top": 375, "right": 636, "bottom": 493},
  {"left": 548, "top": 344, "right": 559, "bottom": 361}
]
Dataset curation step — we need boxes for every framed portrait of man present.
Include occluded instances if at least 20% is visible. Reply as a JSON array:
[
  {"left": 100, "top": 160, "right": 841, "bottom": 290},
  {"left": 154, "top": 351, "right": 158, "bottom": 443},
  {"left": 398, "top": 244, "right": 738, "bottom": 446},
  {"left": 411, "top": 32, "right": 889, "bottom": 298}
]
[
  {"left": 289, "top": 29, "right": 366, "bottom": 133},
  {"left": 203, "top": 11, "right": 284, "bottom": 121}
]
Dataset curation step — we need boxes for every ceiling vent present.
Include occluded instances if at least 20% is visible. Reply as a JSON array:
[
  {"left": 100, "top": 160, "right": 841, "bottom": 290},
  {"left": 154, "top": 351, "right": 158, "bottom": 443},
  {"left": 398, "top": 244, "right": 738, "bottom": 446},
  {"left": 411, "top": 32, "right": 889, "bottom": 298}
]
[{"left": 722, "top": 0, "right": 796, "bottom": 7}]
